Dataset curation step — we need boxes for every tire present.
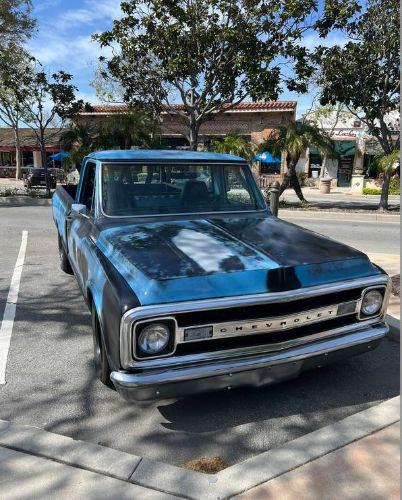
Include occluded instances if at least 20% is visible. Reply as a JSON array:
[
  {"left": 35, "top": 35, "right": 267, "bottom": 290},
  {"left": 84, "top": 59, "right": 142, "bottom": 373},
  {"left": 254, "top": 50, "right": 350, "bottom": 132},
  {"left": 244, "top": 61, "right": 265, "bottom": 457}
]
[
  {"left": 91, "top": 306, "right": 113, "bottom": 388},
  {"left": 58, "top": 235, "right": 73, "bottom": 274}
]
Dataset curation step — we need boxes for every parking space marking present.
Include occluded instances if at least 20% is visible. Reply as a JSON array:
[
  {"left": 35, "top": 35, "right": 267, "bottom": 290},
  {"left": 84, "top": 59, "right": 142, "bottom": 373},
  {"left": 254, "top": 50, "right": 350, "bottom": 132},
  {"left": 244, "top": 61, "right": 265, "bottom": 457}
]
[{"left": 0, "top": 230, "right": 28, "bottom": 385}]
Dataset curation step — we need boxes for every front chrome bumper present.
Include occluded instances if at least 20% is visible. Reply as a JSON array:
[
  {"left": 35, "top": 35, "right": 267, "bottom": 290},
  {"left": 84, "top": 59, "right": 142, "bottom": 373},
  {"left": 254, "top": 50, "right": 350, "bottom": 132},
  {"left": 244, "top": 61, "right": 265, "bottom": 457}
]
[{"left": 111, "top": 322, "right": 389, "bottom": 402}]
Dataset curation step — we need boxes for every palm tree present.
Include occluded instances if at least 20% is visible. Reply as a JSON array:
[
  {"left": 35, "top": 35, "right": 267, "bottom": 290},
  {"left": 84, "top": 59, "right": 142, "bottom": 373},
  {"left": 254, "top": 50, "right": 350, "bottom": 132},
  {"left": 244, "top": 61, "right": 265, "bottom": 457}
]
[
  {"left": 102, "top": 110, "right": 161, "bottom": 149},
  {"left": 375, "top": 150, "right": 399, "bottom": 210},
  {"left": 209, "top": 132, "right": 257, "bottom": 162},
  {"left": 60, "top": 111, "right": 163, "bottom": 169},
  {"left": 60, "top": 122, "right": 102, "bottom": 169},
  {"left": 260, "top": 122, "right": 335, "bottom": 203}
]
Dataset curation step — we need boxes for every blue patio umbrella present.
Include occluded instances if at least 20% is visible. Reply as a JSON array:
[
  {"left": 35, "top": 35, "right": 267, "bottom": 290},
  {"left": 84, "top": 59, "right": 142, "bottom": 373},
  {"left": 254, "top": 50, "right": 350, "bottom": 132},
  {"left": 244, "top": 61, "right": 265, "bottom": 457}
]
[
  {"left": 50, "top": 151, "right": 70, "bottom": 161},
  {"left": 254, "top": 151, "right": 281, "bottom": 163}
]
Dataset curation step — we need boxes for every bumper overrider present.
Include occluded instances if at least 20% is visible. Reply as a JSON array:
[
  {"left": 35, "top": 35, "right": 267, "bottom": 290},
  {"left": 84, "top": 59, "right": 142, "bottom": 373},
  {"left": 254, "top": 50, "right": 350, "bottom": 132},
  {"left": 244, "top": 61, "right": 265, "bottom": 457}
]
[{"left": 111, "top": 276, "right": 391, "bottom": 402}]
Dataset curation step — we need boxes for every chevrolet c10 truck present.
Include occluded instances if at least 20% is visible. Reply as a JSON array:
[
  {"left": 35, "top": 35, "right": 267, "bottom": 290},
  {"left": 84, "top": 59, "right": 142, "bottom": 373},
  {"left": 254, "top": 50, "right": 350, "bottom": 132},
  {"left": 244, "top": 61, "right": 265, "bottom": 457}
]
[{"left": 52, "top": 150, "right": 391, "bottom": 402}]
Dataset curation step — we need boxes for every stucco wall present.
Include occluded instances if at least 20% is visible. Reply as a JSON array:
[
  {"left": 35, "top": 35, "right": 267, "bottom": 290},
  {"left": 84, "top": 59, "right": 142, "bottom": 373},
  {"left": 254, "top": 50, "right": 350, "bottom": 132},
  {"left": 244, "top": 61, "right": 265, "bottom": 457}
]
[{"left": 162, "top": 110, "right": 295, "bottom": 144}]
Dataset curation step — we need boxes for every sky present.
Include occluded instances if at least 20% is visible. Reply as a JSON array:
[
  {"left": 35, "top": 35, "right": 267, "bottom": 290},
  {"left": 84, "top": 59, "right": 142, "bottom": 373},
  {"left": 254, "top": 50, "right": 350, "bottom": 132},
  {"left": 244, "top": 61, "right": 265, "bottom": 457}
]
[{"left": 29, "top": 0, "right": 347, "bottom": 118}]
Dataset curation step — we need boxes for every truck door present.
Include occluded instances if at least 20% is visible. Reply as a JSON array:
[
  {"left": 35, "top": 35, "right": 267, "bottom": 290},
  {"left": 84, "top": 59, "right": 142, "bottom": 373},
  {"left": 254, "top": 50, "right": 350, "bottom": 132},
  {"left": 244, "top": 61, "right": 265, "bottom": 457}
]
[{"left": 67, "top": 160, "right": 97, "bottom": 287}]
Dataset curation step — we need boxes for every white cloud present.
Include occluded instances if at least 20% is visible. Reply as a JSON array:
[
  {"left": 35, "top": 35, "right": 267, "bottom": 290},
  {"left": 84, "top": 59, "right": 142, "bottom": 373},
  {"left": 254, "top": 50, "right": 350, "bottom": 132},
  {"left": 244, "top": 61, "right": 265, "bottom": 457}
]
[
  {"left": 300, "top": 31, "right": 348, "bottom": 51},
  {"left": 52, "top": 0, "right": 122, "bottom": 31},
  {"left": 28, "top": 30, "right": 113, "bottom": 68},
  {"left": 34, "top": 0, "right": 62, "bottom": 13}
]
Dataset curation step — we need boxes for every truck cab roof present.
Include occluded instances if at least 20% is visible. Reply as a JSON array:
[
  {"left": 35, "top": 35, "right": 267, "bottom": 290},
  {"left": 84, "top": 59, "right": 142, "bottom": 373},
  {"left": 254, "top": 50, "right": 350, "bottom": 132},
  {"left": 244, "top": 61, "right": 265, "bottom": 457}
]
[{"left": 86, "top": 149, "right": 246, "bottom": 163}]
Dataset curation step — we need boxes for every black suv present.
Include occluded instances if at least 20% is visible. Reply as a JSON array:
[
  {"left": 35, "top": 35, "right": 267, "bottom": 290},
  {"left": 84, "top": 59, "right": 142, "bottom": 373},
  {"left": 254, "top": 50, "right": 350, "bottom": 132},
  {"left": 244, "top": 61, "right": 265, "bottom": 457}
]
[{"left": 24, "top": 168, "right": 57, "bottom": 189}]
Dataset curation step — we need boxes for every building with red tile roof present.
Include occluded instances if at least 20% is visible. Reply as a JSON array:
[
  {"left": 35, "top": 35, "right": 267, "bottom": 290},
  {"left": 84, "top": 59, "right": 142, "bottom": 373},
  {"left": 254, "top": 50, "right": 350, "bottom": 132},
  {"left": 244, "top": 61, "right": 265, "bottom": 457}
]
[{"left": 78, "top": 101, "right": 297, "bottom": 148}]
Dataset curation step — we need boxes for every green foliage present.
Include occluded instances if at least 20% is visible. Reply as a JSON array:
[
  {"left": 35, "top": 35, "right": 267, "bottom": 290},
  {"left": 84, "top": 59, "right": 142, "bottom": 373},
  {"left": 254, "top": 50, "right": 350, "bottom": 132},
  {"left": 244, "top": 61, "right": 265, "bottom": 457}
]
[
  {"left": 297, "top": 172, "right": 308, "bottom": 187},
  {"left": 23, "top": 69, "right": 84, "bottom": 126},
  {"left": 389, "top": 176, "right": 400, "bottom": 195},
  {"left": 259, "top": 121, "right": 334, "bottom": 202},
  {"left": 0, "top": 0, "right": 36, "bottom": 49},
  {"left": 260, "top": 122, "right": 334, "bottom": 160},
  {"left": 61, "top": 111, "right": 163, "bottom": 168},
  {"left": 209, "top": 133, "right": 257, "bottom": 162},
  {"left": 94, "top": 0, "right": 358, "bottom": 148},
  {"left": 363, "top": 187, "right": 381, "bottom": 195},
  {"left": 315, "top": 0, "right": 399, "bottom": 155},
  {"left": 101, "top": 111, "right": 161, "bottom": 150},
  {"left": 375, "top": 150, "right": 399, "bottom": 174}
]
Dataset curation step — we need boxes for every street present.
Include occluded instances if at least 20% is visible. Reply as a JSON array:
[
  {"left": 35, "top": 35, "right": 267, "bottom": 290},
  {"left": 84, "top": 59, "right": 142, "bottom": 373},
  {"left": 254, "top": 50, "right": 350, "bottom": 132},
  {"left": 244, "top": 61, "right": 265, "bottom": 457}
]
[
  {"left": 283, "top": 214, "right": 400, "bottom": 255},
  {"left": 0, "top": 200, "right": 399, "bottom": 467}
]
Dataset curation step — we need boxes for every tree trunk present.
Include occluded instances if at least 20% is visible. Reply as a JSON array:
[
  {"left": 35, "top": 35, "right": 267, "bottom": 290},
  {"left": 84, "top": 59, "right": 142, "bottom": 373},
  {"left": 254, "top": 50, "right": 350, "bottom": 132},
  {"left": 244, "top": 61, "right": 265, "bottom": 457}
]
[
  {"left": 14, "top": 128, "right": 22, "bottom": 180},
  {"left": 379, "top": 169, "right": 392, "bottom": 211},
  {"left": 375, "top": 121, "right": 393, "bottom": 211},
  {"left": 188, "top": 120, "right": 199, "bottom": 151},
  {"left": 279, "top": 155, "right": 307, "bottom": 203},
  {"left": 40, "top": 134, "right": 50, "bottom": 197}
]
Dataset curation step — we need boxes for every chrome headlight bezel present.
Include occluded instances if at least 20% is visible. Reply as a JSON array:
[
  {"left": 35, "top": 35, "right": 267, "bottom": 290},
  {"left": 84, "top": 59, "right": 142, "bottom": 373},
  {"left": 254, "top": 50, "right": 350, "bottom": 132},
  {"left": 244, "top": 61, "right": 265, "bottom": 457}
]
[
  {"left": 359, "top": 286, "right": 386, "bottom": 320},
  {"left": 133, "top": 318, "right": 176, "bottom": 360}
]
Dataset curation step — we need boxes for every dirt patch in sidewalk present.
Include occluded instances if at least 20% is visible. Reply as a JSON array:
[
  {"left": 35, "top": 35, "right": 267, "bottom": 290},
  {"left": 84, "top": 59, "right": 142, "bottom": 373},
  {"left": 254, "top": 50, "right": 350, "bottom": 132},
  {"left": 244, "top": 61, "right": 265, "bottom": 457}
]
[{"left": 181, "top": 456, "right": 228, "bottom": 474}]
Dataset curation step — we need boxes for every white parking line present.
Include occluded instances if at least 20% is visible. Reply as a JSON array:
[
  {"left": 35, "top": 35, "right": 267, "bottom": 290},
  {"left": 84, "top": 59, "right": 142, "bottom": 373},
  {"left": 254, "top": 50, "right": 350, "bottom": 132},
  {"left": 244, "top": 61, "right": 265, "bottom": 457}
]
[{"left": 0, "top": 230, "right": 28, "bottom": 385}]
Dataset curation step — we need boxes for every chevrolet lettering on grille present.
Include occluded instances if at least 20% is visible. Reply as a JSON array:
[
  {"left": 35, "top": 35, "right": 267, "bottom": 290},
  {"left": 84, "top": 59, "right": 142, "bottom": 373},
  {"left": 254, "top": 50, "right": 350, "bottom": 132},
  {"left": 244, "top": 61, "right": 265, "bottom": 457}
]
[{"left": 210, "top": 305, "right": 339, "bottom": 339}]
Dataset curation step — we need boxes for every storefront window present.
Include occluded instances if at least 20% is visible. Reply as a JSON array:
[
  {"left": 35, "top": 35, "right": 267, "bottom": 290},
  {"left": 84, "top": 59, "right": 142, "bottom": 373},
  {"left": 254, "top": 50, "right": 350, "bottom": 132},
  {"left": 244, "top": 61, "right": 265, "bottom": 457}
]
[
  {"left": 308, "top": 153, "right": 322, "bottom": 178},
  {"left": 261, "top": 162, "right": 281, "bottom": 175}
]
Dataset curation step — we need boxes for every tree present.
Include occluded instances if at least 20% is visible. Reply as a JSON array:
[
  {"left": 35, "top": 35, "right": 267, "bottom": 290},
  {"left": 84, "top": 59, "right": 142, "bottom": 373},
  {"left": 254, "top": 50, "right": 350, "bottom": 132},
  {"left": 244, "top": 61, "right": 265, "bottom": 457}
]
[
  {"left": 101, "top": 110, "right": 161, "bottom": 150},
  {"left": 209, "top": 133, "right": 257, "bottom": 162},
  {"left": 375, "top": 150, "right": 400, "bottom": 196},
  {"left": 21, "top": 67, "right": 84, "bottom": 196},
  {"left": 260, "top": 122, "right": 334, "bottom": 203},
  {"left": 0, "top": 1, "right": 35, "bottom": 179},
  {"left": 0, "top": 0, "right": 36, "bottom": 48},
  {"left": 60, "top": 122, "right": 101, "bottom": 169},
  {"left": 94, "top": 0, "right": 358, "bottom": 150},
  {"left": 0, "top": 44, "right": 33, "bottom": 179},
  {"left": 61, "top": 110, "right": 164, "bottom": 168},
  {"left": 314, "top": 0, "right": 399, "bottom": 210}
]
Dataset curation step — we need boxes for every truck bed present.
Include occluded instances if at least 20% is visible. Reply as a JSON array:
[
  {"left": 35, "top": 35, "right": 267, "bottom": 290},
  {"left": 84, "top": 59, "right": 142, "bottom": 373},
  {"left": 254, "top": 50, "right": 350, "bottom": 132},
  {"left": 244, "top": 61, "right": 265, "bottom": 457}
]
[{"left": 52, "top": 184, "right": 78, "bottom": 243}]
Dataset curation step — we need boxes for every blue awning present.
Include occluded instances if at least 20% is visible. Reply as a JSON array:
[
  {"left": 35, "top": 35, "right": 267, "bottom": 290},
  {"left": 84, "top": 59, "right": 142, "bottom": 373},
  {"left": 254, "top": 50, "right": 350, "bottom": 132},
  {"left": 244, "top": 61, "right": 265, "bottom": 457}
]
[
  {"left": 254, "top": 151, "right": 281, "bottom": 163},
  {"left": 50, "top": 151, "right": 69, "bottom": 161}
]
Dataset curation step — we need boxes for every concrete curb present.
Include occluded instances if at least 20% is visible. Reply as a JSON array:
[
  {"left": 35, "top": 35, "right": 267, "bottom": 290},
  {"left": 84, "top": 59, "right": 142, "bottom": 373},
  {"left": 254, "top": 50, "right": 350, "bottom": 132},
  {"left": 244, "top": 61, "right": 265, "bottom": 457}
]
[
  {"left": 386, "top": 314, "right": 400, "bottom": 342},
  {"left": 0, "top": 397, "right": 399, "bottom": 499},
  {"left": 280, "top": 209, "right": 400, "bottom": 222},
  {"left": 0, "top": 420, "right": 141, "bottom": 481},
  {"left": 0, "top": 195, "right": 52, "bottom": 206}
]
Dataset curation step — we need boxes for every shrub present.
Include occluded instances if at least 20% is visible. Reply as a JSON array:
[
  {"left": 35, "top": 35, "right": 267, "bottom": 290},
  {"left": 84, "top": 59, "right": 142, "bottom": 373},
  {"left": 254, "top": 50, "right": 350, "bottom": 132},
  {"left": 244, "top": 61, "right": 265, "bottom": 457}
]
[
  {"left": 389, "top": 175, "right": 400, "bottom": 195},
  {"left": 297, "top": 172, "right": 307, "bottom": 187},
  {"left": 363, "top": 187, "right": 381, "bottom": 195}
]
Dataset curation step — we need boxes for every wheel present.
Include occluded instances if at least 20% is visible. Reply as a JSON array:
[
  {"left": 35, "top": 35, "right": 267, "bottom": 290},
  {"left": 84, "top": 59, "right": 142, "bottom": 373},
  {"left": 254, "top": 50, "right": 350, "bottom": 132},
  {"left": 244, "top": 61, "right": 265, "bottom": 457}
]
[
  {"left": 91, "top": 306, "right": 113, "bottom": 388},
  {"left": 58, "top": 235, "right": 73, "bottom": 274}
]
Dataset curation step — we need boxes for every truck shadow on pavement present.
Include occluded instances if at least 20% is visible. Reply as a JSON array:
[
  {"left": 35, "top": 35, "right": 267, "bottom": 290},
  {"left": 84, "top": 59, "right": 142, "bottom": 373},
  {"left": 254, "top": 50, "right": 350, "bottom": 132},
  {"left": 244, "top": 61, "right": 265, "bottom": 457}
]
[{"left": 0, "top": 267, "right": 399, "bottom": 467}]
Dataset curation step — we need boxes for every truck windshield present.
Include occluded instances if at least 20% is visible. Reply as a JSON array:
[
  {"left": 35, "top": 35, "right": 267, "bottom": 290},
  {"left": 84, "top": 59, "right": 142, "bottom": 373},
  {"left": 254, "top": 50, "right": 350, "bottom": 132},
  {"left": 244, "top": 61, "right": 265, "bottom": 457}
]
[{"left": 101, "top": 163, "right": 265, "bottom": 216}]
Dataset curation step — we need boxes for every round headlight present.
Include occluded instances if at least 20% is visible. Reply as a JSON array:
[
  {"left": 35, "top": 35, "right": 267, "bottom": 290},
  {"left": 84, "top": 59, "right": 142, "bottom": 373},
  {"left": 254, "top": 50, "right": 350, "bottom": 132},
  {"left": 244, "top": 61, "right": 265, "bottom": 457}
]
[
  {"left": 361, "top": 290, "right": 383, "bottom": 316},
  {"left": 138, "top": 323, "right": 170, "bottom": 354}
]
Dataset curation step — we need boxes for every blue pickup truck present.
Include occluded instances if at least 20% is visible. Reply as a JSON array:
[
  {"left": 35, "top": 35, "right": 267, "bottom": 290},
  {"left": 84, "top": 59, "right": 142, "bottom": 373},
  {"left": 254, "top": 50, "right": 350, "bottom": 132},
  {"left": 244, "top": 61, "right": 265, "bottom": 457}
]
[{"left": 52, "top": 150, "right": 390, "bottom": 402}]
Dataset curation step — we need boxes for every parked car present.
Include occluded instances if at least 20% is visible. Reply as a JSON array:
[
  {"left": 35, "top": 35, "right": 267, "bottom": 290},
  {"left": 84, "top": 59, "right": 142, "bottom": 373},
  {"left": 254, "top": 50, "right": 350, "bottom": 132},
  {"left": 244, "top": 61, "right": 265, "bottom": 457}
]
[
  {"left": 24, "top": 167, "right": 57, "bottom": 189},
  {"left": 52, "top": 150, "right": 391, "bottom": 402}
]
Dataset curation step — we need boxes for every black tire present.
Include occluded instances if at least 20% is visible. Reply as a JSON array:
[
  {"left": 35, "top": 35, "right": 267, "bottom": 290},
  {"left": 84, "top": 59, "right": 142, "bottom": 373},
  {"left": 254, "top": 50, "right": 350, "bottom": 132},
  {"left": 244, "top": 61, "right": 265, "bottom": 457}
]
[
  {"left": 91, "top": 306, "right": 113, "bottom": 388},
  {"left": 58, "top": 235, "right": 73, "bottom": 274}
]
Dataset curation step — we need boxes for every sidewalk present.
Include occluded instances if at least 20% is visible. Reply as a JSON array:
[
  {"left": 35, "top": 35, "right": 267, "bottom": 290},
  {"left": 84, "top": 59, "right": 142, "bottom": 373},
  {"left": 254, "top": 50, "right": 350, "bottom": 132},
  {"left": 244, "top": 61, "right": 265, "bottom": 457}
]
[
  {"left": 0, "top": 445, "right": 178, "bottom": 499},
  {"left": 0, "top": 398, "right": 399, "bottom": 499},
  {"left": 238, "top": 422, "right": 400, "bottom": 500},
  {"left": 278, "top": 187, "right": 400, "bottom": 212}
]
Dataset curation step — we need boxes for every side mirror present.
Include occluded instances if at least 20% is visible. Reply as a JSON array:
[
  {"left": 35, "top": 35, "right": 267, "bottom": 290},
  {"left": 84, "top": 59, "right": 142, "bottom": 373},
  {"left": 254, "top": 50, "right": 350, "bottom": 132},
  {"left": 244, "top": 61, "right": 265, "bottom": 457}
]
[{"left": 71, "top": 203, "right": 89, "bottom": 217}]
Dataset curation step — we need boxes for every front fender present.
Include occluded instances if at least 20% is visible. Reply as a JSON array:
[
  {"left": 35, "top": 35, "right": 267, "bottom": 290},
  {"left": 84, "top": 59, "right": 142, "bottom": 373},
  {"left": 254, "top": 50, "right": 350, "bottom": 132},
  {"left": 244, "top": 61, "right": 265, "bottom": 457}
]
[{"left": 85, "top": 245, "right": 141, "bottom": 371}]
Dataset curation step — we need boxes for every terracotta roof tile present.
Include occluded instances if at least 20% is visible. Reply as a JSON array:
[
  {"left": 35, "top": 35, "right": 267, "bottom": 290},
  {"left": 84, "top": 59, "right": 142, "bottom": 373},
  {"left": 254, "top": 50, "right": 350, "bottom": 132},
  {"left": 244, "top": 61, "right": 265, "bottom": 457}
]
[
  {"left": 85, "top": 101, "right": 296, "bottom": 114},
  {"left": 0, "top": 128, "right": 62, "bottom": 148}
]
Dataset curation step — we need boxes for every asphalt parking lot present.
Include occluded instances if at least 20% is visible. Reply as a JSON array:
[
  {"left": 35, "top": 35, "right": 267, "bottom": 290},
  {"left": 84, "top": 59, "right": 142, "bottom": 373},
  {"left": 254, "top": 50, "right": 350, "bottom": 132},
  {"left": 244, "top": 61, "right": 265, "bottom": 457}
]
[{"left": 0, "top": 199, "right": 399, "bottom": 467}]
